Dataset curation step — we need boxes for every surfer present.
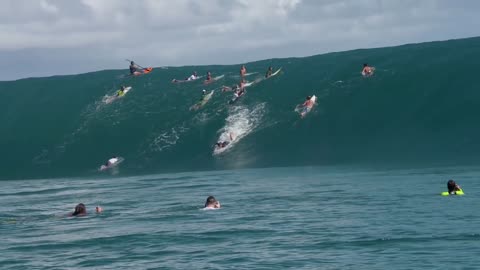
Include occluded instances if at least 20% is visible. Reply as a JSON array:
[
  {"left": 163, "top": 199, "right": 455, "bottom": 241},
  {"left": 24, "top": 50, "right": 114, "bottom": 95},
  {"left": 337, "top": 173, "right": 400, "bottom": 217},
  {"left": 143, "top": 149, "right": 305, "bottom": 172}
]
[
  {"left": 100, "top": 156, "right": 120, "bottom": 170},
  {"left": 107, "top": 156, "right": 119, "bottom": 166},
  {"left": 204, "top": 196, "right": 221, "bottom": 209},
  {"left": 301, "top": 96, "right": 314, "bottom": 118},
  {"left": 201, "top": 89, "right": 207, "bottom": 99},
  {"left": 265, "top": 66, "right": 273, "bottom": 78},
  {"left": 187, "top": 72, "right": 198, "bottom": 81},
  {"left": 234, "top": 87, "right": 245, "bottom": 98},
  {"left": 116, "top": 86, "right": 126, "bottom": 97},
  {"left": 206, "top": 71, "right": 212, "bottom": 81},
  {"left": 240, "top": 65, "right": 247, "bottom": 77},
  {"left": 71, "top": 203, "right": 87, "bottom": 216},
  {"left": 362, "top": 63, "right": 373, "bottom": 76},
  {"left": 222, "top": 83, "right": 240, "bottom": 92},
  {"left": 447, "top": 179, "right": 462, "bottom": 195},
  {"left": 129, "top": 61, "right": 141, "bottom": 75},
  {"left": 215, "top": 133, "right": 235, "bottom": 149}
]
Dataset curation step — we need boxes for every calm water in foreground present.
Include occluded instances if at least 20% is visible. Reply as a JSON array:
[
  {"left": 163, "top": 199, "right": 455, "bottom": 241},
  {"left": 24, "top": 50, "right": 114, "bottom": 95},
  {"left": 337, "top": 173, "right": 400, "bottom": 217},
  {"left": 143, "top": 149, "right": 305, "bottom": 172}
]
[{"left": 1, "top": 166, "right": 479, "bottom": 269}]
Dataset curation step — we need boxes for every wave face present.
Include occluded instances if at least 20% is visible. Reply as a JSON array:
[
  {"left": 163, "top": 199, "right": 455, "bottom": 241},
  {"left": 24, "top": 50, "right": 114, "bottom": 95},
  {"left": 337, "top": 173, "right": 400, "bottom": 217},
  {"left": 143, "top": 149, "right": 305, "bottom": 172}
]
[{"left": 2, "top": 37, "right": 480, "bottom": 179}]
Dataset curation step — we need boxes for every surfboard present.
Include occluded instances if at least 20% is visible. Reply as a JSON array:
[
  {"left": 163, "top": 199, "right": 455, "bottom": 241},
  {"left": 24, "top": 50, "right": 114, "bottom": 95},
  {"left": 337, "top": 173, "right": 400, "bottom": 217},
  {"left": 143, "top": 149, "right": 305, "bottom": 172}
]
[
  {"left": 267, "top": 68, "right": 282, "bottom": 78},
  {"left": 190, "top": 90, "right": 215, "bottom": 111},
  {"left": 172, "top": 76, "right": 203, "bottom": 83},
  {"left": 298, "top": 95, "right": 316, "bottom": 118},
  {"left": 204, "top": 75, "right": 225, "bottom": 85},
  {"left": 99, "top": 157, "right": 124, "bottom": 171},
  {"left": 441, "top": 189, "right": 464, "bottom": 196}
]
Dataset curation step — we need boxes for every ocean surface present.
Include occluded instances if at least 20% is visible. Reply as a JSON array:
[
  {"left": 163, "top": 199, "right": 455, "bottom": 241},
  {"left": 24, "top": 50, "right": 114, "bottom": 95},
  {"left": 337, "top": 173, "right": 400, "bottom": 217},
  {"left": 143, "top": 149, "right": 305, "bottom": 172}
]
[
  {"left": 1, "top": 166, "right": 480, "bottom": 269},
  {"left": 2, "top": 37, "right": 480, "bottom": 179}
]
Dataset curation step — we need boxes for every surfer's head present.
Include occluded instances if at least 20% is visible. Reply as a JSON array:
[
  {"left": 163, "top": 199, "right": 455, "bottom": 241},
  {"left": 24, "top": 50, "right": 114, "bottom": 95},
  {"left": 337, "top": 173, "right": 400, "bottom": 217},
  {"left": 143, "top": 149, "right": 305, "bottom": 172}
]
[
  {"left": 447, "top": 179, "right": 457, "bottom": 192},
  {"left": 205, "top": 196, "right": 217, "bottom": 207},
  {"left": 363, "top": 63, "right": 368, "bottom": 67},
  {"left": 131, "top": 61, "right": 134, "bottom": 65},
  {"left": 72, "top": 203, "right": 86, "bottom": 216},
  {"left": 306, "top": 96, "right": 311, "bottom": 100}
]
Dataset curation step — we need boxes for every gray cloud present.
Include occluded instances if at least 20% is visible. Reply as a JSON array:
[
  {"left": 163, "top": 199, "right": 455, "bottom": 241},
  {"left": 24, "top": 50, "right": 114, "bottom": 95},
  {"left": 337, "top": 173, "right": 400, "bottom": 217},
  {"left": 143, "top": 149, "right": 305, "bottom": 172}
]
[{"left": 1, "top": 0, "right": 480, "bottom": 80}]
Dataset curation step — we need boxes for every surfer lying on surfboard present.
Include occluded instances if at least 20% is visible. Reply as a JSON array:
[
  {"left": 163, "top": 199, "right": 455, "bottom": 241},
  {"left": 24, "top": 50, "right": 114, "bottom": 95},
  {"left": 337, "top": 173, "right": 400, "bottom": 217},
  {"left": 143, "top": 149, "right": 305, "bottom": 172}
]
[
  {"left": 265, "top": 66, "right": 273, "bottom": 78},
  {"left": 362, "top": 63, "right": 375, "bottom": 77},
  {"left": 172, "top": 72, "right": 200, "bottom": 83},
  {"left": 116, "top": 86, "right": 126, "bottom": 97},
  {"left": 223, "top": 78, "right": 247, "bottom": 93},
  {"left": 214, "top": 133, "right": 235, "bottom": 149},
  {"left": 301, "top": 96, "right": 315, "bottom": 118}
]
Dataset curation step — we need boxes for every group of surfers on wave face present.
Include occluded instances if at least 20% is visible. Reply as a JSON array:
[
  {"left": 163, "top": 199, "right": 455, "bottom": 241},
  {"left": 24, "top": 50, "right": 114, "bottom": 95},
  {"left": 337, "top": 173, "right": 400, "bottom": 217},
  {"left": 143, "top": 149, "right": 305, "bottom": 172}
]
[
  {"left": 70, "top": 178, "right": 462, "bottom": 216},
  {"left": 69, "top": 195, "right": 220, "bottom": 216},
  {"left": 122, "top": 62, "right": 376, "bottom": 151}
]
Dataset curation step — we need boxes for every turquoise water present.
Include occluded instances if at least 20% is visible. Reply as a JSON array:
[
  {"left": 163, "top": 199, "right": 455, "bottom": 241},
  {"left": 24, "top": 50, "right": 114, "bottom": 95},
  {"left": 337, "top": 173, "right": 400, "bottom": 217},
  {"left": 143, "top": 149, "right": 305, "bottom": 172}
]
[
  {"left": 2, "top": 37, "right": 480, "bottom": 179},
  {"left": 2, "top": 166, "right": 480, "bottom": 269}
]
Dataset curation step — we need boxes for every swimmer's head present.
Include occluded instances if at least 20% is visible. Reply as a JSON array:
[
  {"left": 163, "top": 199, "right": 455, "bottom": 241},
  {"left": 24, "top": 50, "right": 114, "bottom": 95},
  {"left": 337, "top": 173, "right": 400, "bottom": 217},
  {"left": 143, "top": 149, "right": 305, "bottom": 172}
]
[
  {"left": 205, "top": 196, "right": 217, "bottom": 207},
  {"left": 306, "top": 96, "right": 311, "bottom": 100},
  {"left": 447, "top": 179, "right": 456, "bottom": 192},
  {"left": 363, "top": 63, "right": 368, "bottom": 67},
  {"left": 95, "top": 206, "right": 103, "bottom": 213},
  {"left": 72, "top": 203, "right": 86, "bottom": 216}
]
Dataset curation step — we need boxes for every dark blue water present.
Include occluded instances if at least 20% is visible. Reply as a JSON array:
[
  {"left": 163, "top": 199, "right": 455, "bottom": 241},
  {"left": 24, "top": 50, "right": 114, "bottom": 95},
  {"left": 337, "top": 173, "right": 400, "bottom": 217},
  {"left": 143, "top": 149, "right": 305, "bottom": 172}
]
[{"left": 2, "top": 166, "right": 479, "bottom": 269}]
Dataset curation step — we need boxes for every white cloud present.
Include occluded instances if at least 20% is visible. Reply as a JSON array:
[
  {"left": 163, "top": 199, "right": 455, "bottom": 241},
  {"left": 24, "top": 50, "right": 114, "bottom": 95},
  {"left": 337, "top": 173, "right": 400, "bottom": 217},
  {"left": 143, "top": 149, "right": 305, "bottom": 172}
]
[{"left": 0, "top": 0, "right": 479, "bottom": 80}]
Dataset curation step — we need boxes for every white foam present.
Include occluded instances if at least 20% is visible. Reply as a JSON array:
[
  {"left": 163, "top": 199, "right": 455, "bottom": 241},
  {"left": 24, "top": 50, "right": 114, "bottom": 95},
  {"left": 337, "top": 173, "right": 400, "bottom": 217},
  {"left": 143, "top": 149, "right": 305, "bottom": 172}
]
[{"left": 213, "top": 103, "right": 265, "bottom": 155}]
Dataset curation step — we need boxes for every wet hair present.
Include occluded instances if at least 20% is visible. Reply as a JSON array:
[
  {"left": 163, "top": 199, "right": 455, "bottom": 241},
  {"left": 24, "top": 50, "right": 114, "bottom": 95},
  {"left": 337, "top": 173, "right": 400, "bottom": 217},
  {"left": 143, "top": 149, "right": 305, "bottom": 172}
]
[
  {"left": 363, "top": 63, "right": 368, "bottom": 67},
  {"left": 447, "top": 179, "right": 456, "bottom": 192},
  {"left": 205, "top": 196, "right": 217, "bottom": 207},
  {"left": 306, "top": 96, "right": 311, "bottom": 100},
  {"left": 72, "top": 203, "right": 86, "bottom": 216}
]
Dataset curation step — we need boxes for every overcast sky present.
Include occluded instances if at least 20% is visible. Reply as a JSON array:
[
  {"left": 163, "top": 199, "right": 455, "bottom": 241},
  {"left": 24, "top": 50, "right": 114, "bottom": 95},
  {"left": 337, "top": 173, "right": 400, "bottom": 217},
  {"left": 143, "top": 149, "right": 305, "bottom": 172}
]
[{"left": 1, "top": 0, "right": 480, "bottom": 81}]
